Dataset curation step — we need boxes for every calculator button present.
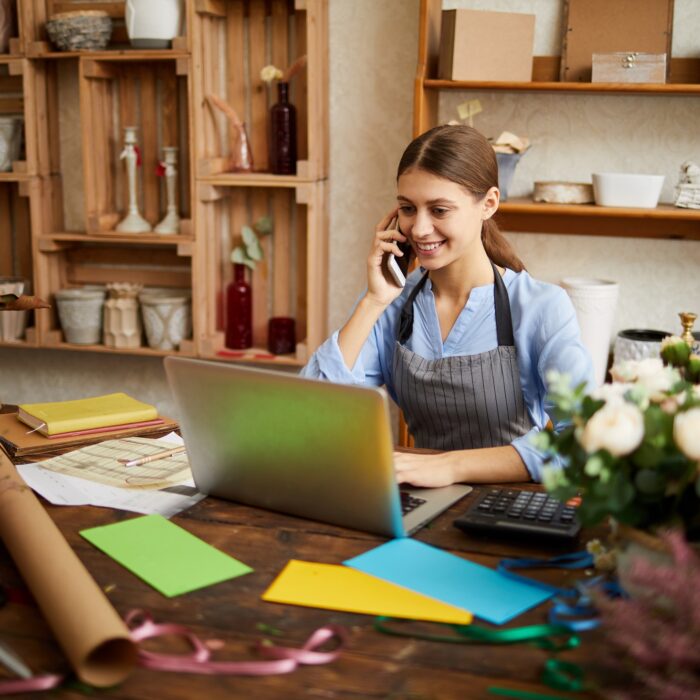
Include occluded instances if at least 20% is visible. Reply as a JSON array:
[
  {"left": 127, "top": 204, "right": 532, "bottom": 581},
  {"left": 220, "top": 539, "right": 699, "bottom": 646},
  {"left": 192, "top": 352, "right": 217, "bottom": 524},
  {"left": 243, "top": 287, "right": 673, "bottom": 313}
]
[{"left": 537, "top": 513, "right": 553, "bottom": 521}]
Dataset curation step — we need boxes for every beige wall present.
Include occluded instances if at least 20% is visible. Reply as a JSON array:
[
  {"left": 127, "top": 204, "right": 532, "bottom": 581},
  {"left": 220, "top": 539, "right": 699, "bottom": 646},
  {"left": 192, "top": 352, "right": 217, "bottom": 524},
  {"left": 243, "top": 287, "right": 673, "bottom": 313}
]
[{"left": 2, "top": 0, "right": 699, "bottom": 414}]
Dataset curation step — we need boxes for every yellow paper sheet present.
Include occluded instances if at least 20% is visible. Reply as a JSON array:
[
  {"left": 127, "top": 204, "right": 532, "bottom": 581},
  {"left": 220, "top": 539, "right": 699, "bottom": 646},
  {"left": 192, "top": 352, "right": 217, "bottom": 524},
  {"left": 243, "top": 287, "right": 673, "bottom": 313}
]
[{"left": 262, "top": 560, "right": 473, "bottom": 625}]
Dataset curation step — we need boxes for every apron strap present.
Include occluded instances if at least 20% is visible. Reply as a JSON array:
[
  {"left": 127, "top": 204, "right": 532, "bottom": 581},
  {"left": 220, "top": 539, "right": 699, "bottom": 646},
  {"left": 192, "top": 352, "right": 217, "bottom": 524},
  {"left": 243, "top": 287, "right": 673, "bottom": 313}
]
[
  {"left": 397, "top": 264, "right": 514, "bottom": 346},
  {"left": 397, "top": 271, "right": 430, "bottom": 345},
  {"left": 493, "top": 262, "right": 515, "bottom": 346}
]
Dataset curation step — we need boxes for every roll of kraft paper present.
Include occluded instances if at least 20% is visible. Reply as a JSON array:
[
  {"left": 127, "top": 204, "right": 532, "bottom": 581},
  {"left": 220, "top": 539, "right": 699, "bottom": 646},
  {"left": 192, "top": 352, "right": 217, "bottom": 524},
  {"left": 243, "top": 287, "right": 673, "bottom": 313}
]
[{"left": 0, "top": 451, "right": 137, "bottom": 686}]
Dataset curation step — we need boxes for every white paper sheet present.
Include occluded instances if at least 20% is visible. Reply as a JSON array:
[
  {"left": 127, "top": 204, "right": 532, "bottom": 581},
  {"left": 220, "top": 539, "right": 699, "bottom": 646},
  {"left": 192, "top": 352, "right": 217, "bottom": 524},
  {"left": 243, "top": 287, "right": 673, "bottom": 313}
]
[{"left": 17, "top": 433, "right": 205, "bottom": 518}]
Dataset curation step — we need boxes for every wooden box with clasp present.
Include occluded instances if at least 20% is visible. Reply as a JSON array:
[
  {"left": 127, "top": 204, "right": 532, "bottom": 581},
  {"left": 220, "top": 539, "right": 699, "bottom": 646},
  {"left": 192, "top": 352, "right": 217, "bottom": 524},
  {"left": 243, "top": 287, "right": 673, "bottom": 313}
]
[{"left": 591, "top": 52, "right": 667, "bottom": 83}]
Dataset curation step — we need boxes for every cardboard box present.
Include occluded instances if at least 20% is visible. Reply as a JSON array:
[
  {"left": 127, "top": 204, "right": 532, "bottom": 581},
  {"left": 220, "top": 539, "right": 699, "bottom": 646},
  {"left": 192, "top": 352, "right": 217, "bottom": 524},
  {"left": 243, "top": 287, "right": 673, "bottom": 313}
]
[
  {"left": 438, "top": 9, "right": 535, "bottom": 82},
  {"left": 591, "top": 52, "right": 667, "bottom": 84}
]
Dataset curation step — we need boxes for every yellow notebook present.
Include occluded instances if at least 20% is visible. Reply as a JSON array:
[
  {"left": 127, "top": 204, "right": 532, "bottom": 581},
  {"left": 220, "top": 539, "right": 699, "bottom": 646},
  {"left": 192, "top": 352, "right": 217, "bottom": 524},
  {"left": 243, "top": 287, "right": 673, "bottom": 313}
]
[{"left": 18, "top": 393, "right": 159, "bottom": 437}]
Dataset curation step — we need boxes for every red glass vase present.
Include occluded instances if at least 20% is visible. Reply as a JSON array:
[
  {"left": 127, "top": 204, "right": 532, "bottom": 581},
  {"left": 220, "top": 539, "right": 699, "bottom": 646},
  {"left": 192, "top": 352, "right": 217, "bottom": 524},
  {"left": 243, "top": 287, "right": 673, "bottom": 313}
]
[
  {"left": 225, "top": 264, "right": 252, "bottom": 349},
  {"left": 269, "top": 81, "right": 296, "bottom": 175}
]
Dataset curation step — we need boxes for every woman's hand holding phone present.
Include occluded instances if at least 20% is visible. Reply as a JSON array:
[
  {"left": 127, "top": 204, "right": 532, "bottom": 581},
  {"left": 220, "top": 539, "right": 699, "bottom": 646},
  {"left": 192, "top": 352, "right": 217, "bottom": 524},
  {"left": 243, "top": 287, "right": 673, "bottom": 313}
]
[{"left": 365, "top": 207, "right": 410, "bottom": 308}]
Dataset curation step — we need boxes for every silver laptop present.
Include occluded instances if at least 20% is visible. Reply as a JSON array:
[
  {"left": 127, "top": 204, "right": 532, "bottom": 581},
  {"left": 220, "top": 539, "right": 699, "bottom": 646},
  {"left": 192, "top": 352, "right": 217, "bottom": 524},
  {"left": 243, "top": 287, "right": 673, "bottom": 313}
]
[{"left": 164, "top": 357, "right": 472, "bottom": 537}]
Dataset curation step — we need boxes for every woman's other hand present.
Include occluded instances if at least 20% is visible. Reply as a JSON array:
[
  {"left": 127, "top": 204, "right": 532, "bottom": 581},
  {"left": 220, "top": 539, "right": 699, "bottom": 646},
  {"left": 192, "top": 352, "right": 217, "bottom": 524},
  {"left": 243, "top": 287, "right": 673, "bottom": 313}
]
[
  {"left": 366, "top": 207, "right": 408, "bottom": 308},
  {"left": 393, "top": 451, "right": 457, "bottom": 488}
]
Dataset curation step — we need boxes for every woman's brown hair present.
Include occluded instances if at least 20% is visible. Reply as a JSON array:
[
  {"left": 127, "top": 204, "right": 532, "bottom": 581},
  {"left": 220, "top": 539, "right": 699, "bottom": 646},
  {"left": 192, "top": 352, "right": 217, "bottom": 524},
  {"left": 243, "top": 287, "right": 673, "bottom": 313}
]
[{"left": 397, "top": 124, "right": 525, "bottom": 272}]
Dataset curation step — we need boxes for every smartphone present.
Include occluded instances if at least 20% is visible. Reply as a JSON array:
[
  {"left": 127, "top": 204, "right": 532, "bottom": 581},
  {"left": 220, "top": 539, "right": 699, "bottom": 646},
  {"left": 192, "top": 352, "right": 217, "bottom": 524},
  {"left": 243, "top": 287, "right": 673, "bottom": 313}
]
[{"left": 385, "top": 221, "right": 412, "bottom": 288}]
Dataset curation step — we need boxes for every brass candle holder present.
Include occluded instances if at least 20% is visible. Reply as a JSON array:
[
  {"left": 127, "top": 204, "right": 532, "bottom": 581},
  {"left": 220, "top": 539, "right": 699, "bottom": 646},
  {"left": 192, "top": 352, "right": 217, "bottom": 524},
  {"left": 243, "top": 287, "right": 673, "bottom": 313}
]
[{"left": 679, "top": 311, "right": 697, "bottom": 347}]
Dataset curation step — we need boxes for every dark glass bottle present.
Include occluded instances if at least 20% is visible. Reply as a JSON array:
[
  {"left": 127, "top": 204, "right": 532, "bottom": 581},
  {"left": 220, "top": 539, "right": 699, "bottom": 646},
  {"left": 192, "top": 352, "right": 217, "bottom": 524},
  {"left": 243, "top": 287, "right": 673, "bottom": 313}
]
[
  {"left": 225, "top": 264, "right": 252, "bottom": 349},
  {"left": 269, "top": 81, "right": 296, "bottom": 175}
]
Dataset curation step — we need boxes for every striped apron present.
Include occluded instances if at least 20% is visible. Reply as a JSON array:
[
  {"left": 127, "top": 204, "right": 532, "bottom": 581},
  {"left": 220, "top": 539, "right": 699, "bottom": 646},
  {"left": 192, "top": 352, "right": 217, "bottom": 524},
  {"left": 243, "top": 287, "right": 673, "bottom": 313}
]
[{"left": 392, "top": 264, "right": 533, "bottom": 451}]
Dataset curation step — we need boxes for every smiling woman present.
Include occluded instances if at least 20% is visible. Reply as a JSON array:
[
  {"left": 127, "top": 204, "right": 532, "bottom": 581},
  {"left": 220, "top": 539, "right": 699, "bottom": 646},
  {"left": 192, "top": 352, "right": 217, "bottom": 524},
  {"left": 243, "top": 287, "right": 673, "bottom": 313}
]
[{"left": 302, "top": 125, "right": 595, "bottom": 488}]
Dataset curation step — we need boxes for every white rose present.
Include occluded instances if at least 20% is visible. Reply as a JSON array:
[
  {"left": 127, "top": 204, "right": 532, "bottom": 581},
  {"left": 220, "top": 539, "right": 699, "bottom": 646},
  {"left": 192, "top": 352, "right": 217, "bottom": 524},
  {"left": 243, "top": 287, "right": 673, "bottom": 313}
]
[
  {"left": 579, "top": 403, "right": 645, "bottom": 457},
  {"left": 610, "top": 358, "right": 663, "bottom": 383},
  {"left": 673, "top": 408, "right": 700, "bottom": 461},
  {"left": 591, "top": 382, "right": 635, "bottom": 406},
  {"left": 636, "top": 365, "right": 680, "bottom": 402}
]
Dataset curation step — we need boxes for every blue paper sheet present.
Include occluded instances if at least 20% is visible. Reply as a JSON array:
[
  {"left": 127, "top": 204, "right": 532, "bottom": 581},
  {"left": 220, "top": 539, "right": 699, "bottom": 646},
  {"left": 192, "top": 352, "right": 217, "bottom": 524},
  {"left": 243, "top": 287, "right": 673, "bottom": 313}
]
[{"left": 344, "top": 539, "right": 554, "bottom": 625}]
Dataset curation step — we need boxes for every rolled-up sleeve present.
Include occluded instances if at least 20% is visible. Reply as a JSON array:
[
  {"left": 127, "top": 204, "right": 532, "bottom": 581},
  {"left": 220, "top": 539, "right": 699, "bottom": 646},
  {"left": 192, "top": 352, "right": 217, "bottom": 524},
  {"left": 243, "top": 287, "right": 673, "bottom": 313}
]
[{"left": 511, "top": 287, "right": 595, "bottom": 482}]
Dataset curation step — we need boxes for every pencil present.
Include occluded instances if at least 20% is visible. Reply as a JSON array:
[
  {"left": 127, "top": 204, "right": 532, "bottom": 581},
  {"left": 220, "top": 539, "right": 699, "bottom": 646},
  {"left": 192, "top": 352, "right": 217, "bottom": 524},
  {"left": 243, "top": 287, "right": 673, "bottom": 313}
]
[{"left": 119, "top": 445, "right": 187, "bottom": 468}]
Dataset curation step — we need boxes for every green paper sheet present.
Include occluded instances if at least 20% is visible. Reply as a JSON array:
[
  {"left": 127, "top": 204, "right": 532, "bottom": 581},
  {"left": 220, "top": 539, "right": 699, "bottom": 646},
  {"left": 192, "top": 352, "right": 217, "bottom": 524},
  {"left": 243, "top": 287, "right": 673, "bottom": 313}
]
[{"left": 80, "top": 514, "right": 253, "bottom": 597}]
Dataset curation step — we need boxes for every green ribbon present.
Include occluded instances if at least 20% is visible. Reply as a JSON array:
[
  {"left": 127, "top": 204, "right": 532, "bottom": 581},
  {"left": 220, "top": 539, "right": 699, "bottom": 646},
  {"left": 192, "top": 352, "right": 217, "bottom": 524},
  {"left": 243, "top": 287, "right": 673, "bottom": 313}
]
[
  {"left": 374, "top": 617, "right": 579, "bottom": 652},
  {"left": 374, "top": 618, "right": 587, "bottom": 696}
]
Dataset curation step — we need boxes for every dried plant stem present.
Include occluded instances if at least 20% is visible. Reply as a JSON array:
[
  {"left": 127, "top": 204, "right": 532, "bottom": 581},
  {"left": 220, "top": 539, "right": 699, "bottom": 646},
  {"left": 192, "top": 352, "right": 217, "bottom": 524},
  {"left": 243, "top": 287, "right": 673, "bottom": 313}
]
[
  {"left": 281, "top": 54, "right": 307, "bottom": 83},
  {"left": 205, "top": 94, "right": 253, "bottom": 172}
]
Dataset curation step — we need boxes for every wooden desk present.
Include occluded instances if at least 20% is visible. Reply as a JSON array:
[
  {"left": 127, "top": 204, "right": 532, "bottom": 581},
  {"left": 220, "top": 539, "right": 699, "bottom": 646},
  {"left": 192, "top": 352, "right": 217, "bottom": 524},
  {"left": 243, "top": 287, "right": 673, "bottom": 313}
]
[{"left": 0, "top": 457, "right": 603, "bottom": 698}]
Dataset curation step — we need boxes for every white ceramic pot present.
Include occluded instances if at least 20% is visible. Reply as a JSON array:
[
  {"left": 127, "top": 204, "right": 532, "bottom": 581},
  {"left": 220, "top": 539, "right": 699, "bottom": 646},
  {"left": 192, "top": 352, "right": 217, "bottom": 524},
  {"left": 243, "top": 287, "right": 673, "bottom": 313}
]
[
  {"left": 560, "top": 277, "right": 620, "bottom": 387},
  {"left": 125, "top": 0, "right": 183, "bottom": 49},
  {"left": 139, "top": 290, "right": 191, "bottom": 350},
  {"left": 613, "top": 329, "right": 671, "bottom": 365},
  {"left": 55, "top": 288, "right": 106, "bottom": 345},
  {"left": 0, "top": 116, "right": 23, "bottom": 172},
  {"left": 592, "top": 172, "right": 665, "bottom": 209},
  {"left": 0, "top": 276, "right": 28, "bottom": 341}
]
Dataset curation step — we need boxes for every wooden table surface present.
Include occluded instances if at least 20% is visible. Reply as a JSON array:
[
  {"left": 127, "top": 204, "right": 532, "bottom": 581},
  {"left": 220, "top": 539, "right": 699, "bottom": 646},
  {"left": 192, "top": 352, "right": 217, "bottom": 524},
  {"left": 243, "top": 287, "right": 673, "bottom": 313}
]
[{"left": 0, "top": 423, "right": 605, "bottom": 699}]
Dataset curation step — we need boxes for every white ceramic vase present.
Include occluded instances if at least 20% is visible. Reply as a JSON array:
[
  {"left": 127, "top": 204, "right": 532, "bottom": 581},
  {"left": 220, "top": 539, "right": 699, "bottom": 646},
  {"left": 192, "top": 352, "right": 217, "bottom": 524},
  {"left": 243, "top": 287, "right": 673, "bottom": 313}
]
[
  {"left": 103, "top": 283, "right": 142, "bottom": 348},
  {"left": 125, "top": 0, "right": 184, "bottom": 49},
  {"left": 55, "top": 288, "right": 106, "bottom": 345},
  {"left": 139, "top": 289, "right": 191, "bottom": 350},
  {"left": 154, "top": 147, "right": 180, "bottom": 234},
  {"left": 560, "top": 277, "right": 620, "bottom": 387}
]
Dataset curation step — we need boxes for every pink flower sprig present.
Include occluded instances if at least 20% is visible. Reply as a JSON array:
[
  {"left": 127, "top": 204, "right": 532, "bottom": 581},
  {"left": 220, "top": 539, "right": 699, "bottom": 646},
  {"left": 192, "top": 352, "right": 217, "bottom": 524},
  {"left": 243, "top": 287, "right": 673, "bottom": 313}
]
[{"left": 594, "top": 531, "right": 700, "bottom": 700}]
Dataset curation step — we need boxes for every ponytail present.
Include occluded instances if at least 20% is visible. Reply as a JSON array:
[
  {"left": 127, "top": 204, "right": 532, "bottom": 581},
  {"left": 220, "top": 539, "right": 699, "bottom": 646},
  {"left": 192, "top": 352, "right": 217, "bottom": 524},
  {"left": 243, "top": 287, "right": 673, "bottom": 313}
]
[{"left": 482, "top": 219, "right": 525, "bottom": 272}]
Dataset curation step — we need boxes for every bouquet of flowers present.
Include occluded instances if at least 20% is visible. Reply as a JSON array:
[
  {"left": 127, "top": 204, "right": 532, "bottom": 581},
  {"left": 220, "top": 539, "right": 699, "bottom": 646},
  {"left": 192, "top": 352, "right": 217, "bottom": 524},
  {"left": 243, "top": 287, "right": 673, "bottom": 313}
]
[{"left": 536, "top": 336, "right": 700, "bottom": 537}]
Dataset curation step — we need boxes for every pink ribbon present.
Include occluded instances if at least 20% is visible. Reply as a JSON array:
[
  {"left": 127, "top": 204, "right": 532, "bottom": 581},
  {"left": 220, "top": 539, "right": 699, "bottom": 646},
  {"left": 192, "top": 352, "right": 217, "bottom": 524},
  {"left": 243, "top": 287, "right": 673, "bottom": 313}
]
[
  {"left": 0, "top": 610, "right": 347, "bottom": 693},
  {"left": 126, "top": 609, "right": 346, "bottom": 674}
]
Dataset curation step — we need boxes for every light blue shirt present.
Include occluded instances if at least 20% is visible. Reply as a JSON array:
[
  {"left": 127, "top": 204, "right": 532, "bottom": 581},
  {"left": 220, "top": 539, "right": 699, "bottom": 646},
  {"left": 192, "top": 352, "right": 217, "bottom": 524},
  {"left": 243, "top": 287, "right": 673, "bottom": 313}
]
[{"left": 302, "top": 268, "right": 595, "bottom": 481}]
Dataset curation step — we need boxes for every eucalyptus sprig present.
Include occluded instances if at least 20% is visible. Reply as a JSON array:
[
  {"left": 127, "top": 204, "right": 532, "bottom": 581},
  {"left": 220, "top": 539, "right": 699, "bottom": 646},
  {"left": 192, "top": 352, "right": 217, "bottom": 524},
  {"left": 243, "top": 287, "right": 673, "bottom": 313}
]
[{"left": 230, "top": 216, "right": 273, "bottom": 271}]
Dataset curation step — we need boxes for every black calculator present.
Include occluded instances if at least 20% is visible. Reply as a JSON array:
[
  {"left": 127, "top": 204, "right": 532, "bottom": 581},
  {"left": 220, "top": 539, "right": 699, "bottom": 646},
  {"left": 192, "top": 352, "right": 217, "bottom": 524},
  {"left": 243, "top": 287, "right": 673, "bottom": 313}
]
[{"left": 453, "top": 488, "right": 581, "bottom": 542}]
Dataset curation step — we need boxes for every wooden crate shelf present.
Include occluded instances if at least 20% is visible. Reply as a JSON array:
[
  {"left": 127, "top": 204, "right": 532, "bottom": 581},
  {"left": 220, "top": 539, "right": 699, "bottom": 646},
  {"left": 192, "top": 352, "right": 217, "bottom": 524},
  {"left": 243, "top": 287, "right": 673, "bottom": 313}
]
[
  {"left": 79, "top": 56, "right": 192, "bottom": 236},
  {"left": 23, "top": 1, "right": 189, "bottom": 56},
  {"left": 0, "top": 179, "right": 41, "bottom": 346},
  {"left": 191, "top": 0, "right": 328, "bottom": 182},
  {"left": 197, "top": 179, "right": 327, "bottom": 366},
  {"left": 0, "top": 0, "right": 328, "bottom": 363}
]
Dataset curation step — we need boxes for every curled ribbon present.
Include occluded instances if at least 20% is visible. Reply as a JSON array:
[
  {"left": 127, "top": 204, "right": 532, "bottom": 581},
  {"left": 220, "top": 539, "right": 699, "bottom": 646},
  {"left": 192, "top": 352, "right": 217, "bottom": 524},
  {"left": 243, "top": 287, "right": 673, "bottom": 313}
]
[
  {"left": 0, "top": 610, "right": 347, "bottom": 694},
  {"left": 126, "top": 609, "right": 347, "bottom": 675}
]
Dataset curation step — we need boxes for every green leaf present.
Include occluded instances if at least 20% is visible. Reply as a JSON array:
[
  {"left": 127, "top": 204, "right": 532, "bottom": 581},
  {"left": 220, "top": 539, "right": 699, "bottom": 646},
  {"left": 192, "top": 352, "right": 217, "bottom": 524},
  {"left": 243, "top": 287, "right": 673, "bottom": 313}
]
[
  {"left": 241, "top": 225, "right": 258, "bottom": 247},
  {"left": 581, "top": 396, "right": 605, "bottom": 421},
  {"left": 634, "top": 469, "right": 666, "bottom": 495},
  {"left": 246, "top": 235, "right": 264, "bottom": 261},
  {"left": 254, "top": 216, "right": 273, "bottom": 235},
  {"left": 231, "top": 246, "right": 246, "bottom": 264},
  {"left": 231, "top": 246, "right": 256, "bottom": 270},
  {"left": 632, "top": 442, "right": 664, "bottom": 469}
]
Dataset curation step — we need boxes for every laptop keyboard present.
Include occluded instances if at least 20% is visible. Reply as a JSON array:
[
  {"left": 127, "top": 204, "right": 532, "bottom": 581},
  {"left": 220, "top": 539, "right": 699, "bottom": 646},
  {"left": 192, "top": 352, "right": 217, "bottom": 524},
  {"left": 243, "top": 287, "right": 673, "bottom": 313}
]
[{"left": 400, "top": 491, "right": 426, "bottom": 515}]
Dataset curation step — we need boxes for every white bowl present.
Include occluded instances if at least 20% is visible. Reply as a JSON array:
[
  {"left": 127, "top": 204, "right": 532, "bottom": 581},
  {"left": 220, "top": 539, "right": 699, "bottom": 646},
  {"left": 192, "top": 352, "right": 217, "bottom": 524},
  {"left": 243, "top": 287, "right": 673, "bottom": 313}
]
[{"left": 592, "top": 172, "right": 665, "bottom": 209}]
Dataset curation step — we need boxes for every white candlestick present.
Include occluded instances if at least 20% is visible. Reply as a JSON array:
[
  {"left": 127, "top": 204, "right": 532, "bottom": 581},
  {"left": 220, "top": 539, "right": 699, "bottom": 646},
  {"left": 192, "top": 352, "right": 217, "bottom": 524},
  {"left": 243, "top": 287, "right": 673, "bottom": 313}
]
[
  {"left": 154, "top": 146, "right": 181, "bottom": 234},
  {"left": 116, "top": 126, "right": 151, "bottom": 233}
]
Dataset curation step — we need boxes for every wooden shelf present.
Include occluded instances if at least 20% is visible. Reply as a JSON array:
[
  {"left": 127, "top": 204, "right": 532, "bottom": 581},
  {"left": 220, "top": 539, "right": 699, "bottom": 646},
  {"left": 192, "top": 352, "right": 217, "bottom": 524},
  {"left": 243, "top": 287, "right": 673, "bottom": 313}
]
[
  {"left": 497, "top": 200, "right": 700, "bottom": 240},
  {"left": 28, "top": 49, "right": 189, "bottom": 61},
  {"left": 0, "top": 172, "right": 31, "bottom": 182},
  {"left": 424, "top": 78, "right": 700, "bottom": 95},
  {"left": 41, "top": 232, "right": 194, "bottom": 246},
  {"left": 40, "top": 341, "right": 197, "bottom": 358},
  {"left": 199, "top": 173, "right": 321, "bottom": 188},
  {"left": 0, "top": 54, "right": 23, "bottom": 64}
]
